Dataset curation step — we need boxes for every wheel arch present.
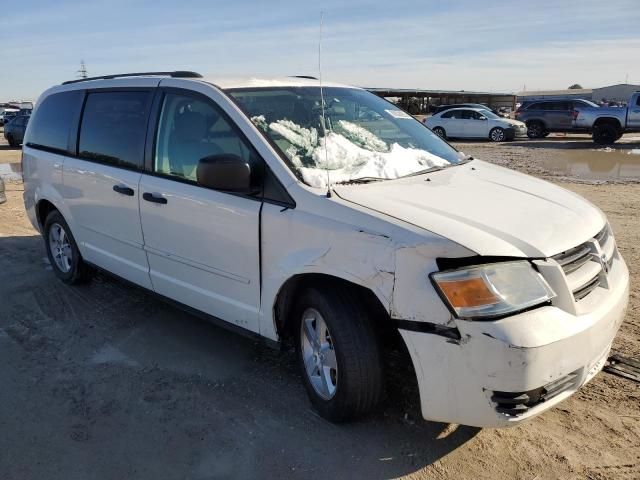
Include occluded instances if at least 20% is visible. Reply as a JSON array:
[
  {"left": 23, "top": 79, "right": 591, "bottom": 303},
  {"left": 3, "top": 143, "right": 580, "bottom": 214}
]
[
  {"left": 36, "top": 198, "right": 58, "bottom": 229},
  {"left": 593, "top": 117, "right": 622, "bottom": 131},
  {"left": 525, "top": 118, "right": 547, "bottom": 128},
  {"left": 272, "top": 272, "right": 393, "bottom": 343}
]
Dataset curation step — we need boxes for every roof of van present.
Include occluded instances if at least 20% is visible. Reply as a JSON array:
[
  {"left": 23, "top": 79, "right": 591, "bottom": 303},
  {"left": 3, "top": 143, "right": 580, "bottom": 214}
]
[
  {"left": 58, "top": 73, "right": 355, "bottom": 90},
  {"left": 208, "top": 76, "right": 355, "bottom": 90}
]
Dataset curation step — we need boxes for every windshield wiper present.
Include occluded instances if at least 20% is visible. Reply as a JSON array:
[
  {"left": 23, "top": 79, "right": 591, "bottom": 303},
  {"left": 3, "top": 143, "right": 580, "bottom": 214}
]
[
  {"left": 335, "top": 176, "right": 387, "bottom": 185},
  {"left": 400, "top": 156, "right": 475, "bottom": 179},
  {"left": 397, "top": 165, "right": 449, "bottom": 179}
]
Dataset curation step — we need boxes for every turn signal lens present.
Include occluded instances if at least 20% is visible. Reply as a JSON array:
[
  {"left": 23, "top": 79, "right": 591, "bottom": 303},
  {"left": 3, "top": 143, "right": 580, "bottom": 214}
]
[
  {"left": 437, "top": 277, "right": 499, "bottom": 308},
  {"left": 432, "top": 261, "right": 555, "bottom": 320}
]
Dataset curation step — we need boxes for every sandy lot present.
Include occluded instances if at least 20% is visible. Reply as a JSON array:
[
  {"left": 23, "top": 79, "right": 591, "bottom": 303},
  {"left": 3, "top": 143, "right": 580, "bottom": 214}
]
[{"left": 0, "top": 133, "right": 638, "bottom": 479}]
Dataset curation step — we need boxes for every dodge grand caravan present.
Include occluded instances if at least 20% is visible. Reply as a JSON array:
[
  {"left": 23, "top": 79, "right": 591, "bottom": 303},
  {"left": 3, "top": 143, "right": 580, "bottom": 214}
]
[{"left": 22, "top": 72, "right": 629, "bottom": 427}]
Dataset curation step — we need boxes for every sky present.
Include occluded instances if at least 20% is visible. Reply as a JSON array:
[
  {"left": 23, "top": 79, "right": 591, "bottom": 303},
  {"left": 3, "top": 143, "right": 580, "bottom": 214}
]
[{"left": 1, "top": 0, "right": 639, "bottom": 101}]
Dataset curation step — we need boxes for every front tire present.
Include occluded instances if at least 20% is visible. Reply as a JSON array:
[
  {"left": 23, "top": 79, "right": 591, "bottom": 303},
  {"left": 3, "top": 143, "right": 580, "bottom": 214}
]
[
  {"left": 489, "top": 127, "right": 506, "bottom": 142},
  {"left": 44, "top": 210, "right": 91, "bottom": 284},
  {"left": 294, "top": 284, "right": 383, "bottom": 423}
]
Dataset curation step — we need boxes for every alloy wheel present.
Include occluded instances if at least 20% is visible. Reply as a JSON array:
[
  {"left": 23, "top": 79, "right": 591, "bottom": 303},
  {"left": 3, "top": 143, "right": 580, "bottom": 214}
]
[
  {"left": 491, "top": 128, "right": 505, "bottom": 142},
  {"left": 48, "top": 222, "right": 73, "bottom": 273},
  {"left": 300, "top": 307, "right": 338, "bottom": 400}
]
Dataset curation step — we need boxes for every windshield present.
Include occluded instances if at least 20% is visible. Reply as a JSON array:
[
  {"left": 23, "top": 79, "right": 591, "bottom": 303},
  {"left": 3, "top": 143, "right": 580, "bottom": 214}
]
[{"left": 227, "top": 87, "right": 462, "bottom": 188}]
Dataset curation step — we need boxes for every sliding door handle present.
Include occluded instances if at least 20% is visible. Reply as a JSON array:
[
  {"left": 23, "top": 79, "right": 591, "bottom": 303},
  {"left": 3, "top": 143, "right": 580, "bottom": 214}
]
[{"left": 113, "top": 184, "right": 134, "bottom": 196}]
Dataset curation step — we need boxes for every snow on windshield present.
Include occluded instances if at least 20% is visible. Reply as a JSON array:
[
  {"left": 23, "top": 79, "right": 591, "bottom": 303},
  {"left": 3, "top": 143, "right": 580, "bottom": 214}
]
[{"left": 254, "top": 117, "right": 450, "bottom": 188}]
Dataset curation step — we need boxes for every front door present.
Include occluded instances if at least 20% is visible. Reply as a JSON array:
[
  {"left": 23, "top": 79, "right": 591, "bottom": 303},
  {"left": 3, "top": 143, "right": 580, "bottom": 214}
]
[{"left": 138, "top": 88, "right": 263, "bottom": 332}]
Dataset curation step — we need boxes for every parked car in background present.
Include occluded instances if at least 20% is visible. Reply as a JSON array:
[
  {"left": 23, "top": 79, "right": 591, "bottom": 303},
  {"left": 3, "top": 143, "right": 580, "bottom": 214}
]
[
  {"left": 574, "top": 92, "right": 640, "bottom": 144},
  {"left": 514, "top": 99, "right": 599, "bottom": 138},
  {"left": 0, "top": 177, "right": 5, "bottom": 204},
  {"left": 434, "top": 103, "right": 496, "bottom": 115},
  {"left": 0, "top": 109, "right": 19, "bottom": 126},
  {"left": 22, "top": 72, "right": 628, "bottom": 428},
  {"left": 424, "top": 107, "right": 527, "bottom": 141},
  {"left": 3, "top": 115, "right": 30, "bottom": 147},
  {"left": 497, "top": 107, "right": 512, "bottom": 118}
]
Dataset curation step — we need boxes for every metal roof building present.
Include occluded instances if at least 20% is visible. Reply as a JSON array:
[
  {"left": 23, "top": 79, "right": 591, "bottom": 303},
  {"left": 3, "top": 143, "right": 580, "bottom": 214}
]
[
  {"left": 517, "top": 84, "right": 640, "bottom": 103},
  {"left": 366, "top": 87, "right": 516, "bottom": 114},
  {"left": 516, "top": 88, "right": 593, "bottom": 102}
]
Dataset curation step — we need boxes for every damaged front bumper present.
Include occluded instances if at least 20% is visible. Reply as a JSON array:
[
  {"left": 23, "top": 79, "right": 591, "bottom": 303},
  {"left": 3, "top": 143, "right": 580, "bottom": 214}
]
[{"left": 399, "top": 254, "right": 629, "bottom": 428}]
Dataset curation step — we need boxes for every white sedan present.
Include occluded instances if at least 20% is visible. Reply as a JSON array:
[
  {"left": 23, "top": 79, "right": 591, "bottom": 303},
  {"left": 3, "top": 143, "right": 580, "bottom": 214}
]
[{"left": 424, "top": 107, "right": 527, "bottom": 142}]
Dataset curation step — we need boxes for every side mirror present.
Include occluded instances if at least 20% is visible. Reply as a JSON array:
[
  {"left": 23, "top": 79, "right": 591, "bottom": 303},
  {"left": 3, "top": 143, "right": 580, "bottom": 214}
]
[
  {"left": 196, "top": 154, "right": 251, "bottom": 193},
  {"left": 478, "top": 116, "right": 487, "bottom": 121}
]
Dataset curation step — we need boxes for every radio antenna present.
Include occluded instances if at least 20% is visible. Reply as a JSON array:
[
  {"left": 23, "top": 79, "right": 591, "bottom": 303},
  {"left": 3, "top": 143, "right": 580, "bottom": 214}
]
[{"left": 318, "top": 11, "right": 332, "bottom": 198}]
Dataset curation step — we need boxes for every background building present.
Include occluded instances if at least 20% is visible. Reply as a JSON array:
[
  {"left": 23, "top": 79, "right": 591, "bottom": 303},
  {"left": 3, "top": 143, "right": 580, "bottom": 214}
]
[{"left": 517, "top": 83, "right": 640, "bottom": 104}]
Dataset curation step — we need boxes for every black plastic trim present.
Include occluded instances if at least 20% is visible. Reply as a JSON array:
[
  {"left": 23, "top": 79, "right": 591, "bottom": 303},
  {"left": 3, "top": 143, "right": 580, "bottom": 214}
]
[
  {"left": 395, "top": 319, "right": 461, "bottom": 340},
  {"left": 62, "top": 71, "right": 202, "bottom": 85}
]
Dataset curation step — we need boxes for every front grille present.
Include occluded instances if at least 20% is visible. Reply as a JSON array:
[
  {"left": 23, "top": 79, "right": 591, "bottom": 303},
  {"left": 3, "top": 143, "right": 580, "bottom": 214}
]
[
  {"left": 491, "top": 371, "right": 580, "bottom": 417},
  {"left": 553, "top": 244, "right": 592, "bottom": 274},
  {"left": 573, "top": 275, "right": 600, "bottom": 301},
  {"left": 551, "top": 225, "right": 615, "bottom": 301}
]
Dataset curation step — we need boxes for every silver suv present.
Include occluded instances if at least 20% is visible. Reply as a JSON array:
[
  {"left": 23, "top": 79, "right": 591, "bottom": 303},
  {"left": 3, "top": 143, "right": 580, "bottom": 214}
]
[{"left": 515, "top": 99, "right": 599, "bottom": 138}]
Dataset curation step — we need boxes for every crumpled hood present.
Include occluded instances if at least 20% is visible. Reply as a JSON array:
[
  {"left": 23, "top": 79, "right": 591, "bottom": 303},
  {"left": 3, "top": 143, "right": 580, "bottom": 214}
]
[{"left": 333, "top": 160, "right": 605, "bottom": 257}]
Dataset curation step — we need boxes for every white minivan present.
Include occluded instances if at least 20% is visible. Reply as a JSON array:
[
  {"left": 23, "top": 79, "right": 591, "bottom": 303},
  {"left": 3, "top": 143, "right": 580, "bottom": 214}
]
[{"left": 22, "top": 72, "right": 629, "bottom": 427}]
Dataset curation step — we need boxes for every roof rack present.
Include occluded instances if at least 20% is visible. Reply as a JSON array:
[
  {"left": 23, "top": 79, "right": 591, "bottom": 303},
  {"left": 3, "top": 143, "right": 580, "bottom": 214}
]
[{"left": 62, "top": 71, "right": 203, "bottom": 85}]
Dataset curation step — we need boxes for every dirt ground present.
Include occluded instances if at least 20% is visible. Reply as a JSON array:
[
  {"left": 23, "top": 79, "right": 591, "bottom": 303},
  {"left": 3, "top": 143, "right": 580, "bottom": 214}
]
[{"left": 0, "top": 132, "right": 638, "bottom": 480}]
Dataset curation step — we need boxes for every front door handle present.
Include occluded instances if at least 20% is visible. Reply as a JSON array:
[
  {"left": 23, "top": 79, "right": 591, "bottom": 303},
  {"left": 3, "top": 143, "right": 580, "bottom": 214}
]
[
  {"left": 143, "top": 192, "right": 168, "bottom": 204},
  {"left": 113, "top": 184, "right": 134, "bottom": 196}
]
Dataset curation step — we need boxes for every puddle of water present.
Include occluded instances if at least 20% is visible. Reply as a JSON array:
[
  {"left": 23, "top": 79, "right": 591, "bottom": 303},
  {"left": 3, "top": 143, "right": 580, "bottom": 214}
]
[
  {"left": 0, "top": 163, "right": 22, "bottom": 181},
  {"left": 542, "top": 148, "right": 640, "bottom": 181}
]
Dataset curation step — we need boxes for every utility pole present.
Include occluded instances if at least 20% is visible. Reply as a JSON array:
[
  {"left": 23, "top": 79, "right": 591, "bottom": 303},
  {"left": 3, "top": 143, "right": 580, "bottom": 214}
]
[{"left": 77, "top": 60, "right": 88, "bottom": 79}]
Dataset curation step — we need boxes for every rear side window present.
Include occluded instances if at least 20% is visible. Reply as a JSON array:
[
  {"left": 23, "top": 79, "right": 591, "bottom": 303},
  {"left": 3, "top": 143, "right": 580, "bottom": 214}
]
[
  {"left": 442, "top": 110, "right": 462, "bottom": 119},
  {"left": 79, "top": 91, "right": 151, "bottom": 169},
  {"left": 26, "top": 90, "right": 83, "bottom": 153}
]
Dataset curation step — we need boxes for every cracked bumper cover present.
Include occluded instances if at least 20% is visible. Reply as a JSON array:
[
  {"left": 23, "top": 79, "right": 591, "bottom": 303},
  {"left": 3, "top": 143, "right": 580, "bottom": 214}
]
[{"left": 398, "top": 255, "right": 629, "bottom": 428}]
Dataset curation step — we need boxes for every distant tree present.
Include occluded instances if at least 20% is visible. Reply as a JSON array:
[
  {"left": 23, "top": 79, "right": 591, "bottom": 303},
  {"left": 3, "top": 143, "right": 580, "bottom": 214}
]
[{"left": 568, "top": 84, "right": 583, "bottom": 89}]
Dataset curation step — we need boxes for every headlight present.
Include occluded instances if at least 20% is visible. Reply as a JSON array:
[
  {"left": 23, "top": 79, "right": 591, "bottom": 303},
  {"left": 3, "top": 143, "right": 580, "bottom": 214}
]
[{"left": 431, "top": 261, "right": 555, "bottom": 320}]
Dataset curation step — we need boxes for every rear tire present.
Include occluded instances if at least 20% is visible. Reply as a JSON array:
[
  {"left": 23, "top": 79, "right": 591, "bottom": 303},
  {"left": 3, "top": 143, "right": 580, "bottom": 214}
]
[
  {"left": 489, "top": 127, "right": 506, "bottom": 142},
  {"left": 593, "top": 124, "right": 618, "bottom": 145},
  {"left": 294, "top": 284, "right": 383, "bottom": 423},
  {"left": 526, "top": 121, "right": 545, "bottom": 139},
  {"left": 6, "top": 135, "right": 16, "bottom": 147},
  {"left": 432, "top": 126, "right": 446, "bottom": 139},
  {"left": 44, "top": 210, "right": 91, "bottom": 284}
]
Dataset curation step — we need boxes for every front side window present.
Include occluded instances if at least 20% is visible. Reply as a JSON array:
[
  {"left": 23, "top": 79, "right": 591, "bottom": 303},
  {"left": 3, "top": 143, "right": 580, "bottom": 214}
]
[
  {"left": 228, "top": 87, "right": 462, "bottom": 188},
  {"left": 154, "top": 92, "right": 263, "bottom": 192},
  {"left": 79, "top": 91, "right": 150, "bottom": 169},
  {"left": 26, "top": 90, "right": 83, "bottom": 153}
]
